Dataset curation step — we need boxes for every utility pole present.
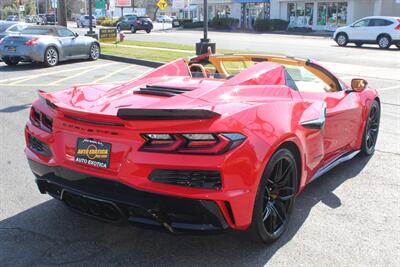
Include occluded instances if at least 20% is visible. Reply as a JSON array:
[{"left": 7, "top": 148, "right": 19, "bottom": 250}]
[
  {"left": 57, "top": 0, "right": 67, "bottom": 26},
  {"left": 196, "top": 0, "right": 216, "bottom": 55}
]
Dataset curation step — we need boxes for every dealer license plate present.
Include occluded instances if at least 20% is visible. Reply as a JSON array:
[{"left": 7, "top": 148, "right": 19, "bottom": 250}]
[
  {"left": 75, "top": 138, "right": 111, "bottom": 169},
  {"left": 7, "top": 46, "right": 16, "bottom": 52}
]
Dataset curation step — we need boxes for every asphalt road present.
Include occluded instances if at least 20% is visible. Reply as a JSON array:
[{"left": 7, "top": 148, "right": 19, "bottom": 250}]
[{"left": 0, "top": 49, "right": 399, "bottom": 265}]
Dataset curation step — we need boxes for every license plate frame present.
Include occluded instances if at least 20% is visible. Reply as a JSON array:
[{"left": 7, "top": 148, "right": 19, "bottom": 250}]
[{"left": 74, "top": 138, "right": 111, "bottom": 169}]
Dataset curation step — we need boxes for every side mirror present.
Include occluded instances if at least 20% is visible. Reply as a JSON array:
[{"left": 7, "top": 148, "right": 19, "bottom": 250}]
[
  {"left": 74, "top": 32, "right": 79, "bottom": 38},
  {"left": 351, "top": 78, "right": 368, "bottom": 92}
]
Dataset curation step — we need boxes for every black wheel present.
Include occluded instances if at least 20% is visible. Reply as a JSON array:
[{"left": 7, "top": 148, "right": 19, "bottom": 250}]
[
  {"left": 130, "top": 25, "right": 136, "bottom": 33},
  {"left": 377, "top": 35, "right": 391, "bottom": 49},
  {"left": 336, "top": 33, "right": 348, "bottom": 47},
  {"left": 248, "top": 148, "right": 298, "bottom": 243},
  {"left": 360, "top": 100, "right": 380, "bottom": 156},
  {"left": 3, "top": 58, "right": 19, "bottom": 66},
  {"left": 146, "top": 29, "right": 151, "bottom": 34},
  {"left": 44, "top": 47, "right": 58, "bottom": 67},
  {"left": 355, "top": 42, "right": 363, "bottom": 47},
  {"left": 89, "top": 43, "right": 100, "bottom": 61}
]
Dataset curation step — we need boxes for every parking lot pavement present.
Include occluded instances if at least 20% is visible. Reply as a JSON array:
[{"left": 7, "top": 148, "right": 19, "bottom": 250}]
[{"left": 0, "top": 59, "right": 399, "bottom": 266}]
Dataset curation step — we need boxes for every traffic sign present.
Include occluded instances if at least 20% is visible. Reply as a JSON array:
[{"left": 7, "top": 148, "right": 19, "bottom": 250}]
[{"left": 157, "top": 0, "right": 168, "bottom": 10}]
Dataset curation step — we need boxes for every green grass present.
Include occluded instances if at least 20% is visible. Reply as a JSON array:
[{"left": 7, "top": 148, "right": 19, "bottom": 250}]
[
  {"left": 100, "top": 40, "right": 277, "bottom": 62},
  {"left": 101, "top": 45, "right": 194, "bottom": 62}
]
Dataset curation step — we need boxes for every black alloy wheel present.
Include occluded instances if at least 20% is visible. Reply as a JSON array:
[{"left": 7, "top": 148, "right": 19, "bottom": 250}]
[
  {"left": 361, "top": 100, "right": 380, "bottom": 156},
  {"left": 249, "top": 148, "right": 298, "bottom": 243}
]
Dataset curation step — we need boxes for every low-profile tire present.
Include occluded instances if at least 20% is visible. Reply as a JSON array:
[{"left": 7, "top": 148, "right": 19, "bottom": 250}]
[
  {"left": 130, "top": 25, "right": 136, "bottom": 33},
  {"left": 360, "top": 100, "right": 380, "bottom": 156},
  {"left": 355, "top": 42, "right": 363, "bottom": 47},
  {"left": 146, "top": 29, "right": 151, "bottom": 34},
  {"left": 89, "top": 43, "right": 100, "bottom": 61},
  {"left": 377, "top": 35, "right": 391, "bottom": 49},
  {"left": 3, "top": 57, "right": 19, "bottom": 66},
  {"left": 44, "top": 47, "right": 59, "bottom": 67},
  {"left": 248, "top": 148, "right": 299, "bottom": 243},
  {"left": 336, "top": 33, "right": 348, "bottom": 47}
]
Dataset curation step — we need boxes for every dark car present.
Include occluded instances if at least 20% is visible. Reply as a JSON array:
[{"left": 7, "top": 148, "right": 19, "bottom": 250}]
[
  {"left": 41, "top": 14, "right": 56, "bottom": 25},
  {"left": 116, "top": 15, "right": 153, "bottom": 33},
  {"left": 6, "top": 15, "right": 19, "bottom": 22}
]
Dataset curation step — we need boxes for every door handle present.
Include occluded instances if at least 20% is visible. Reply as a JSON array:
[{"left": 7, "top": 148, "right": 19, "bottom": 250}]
[{"left": 301, "top": 102, "right": 327, "bottom": 130}]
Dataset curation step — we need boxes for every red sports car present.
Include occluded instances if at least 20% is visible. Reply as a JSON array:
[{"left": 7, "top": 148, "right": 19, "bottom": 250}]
[{"left": 25, "top": 53, "right": 380, "bottom": 243}]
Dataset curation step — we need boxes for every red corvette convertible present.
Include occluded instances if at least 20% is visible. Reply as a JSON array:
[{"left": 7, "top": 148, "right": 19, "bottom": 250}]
[{"left": 25, "top": 53, "right": 380, "bottom": 243}]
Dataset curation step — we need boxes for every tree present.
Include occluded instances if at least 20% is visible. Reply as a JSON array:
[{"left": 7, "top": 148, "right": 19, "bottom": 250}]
[{"left": 57, "top": 0, "right": 67, "bottom": 26}]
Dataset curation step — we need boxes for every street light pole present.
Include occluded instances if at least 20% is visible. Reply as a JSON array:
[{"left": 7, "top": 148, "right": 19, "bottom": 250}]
[{"left": 195, "top": 0, "right": 216, "bottom": 55}]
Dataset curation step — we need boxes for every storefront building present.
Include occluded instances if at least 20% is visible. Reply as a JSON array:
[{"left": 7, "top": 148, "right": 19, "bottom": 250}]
[
  {"left": 189, "top": 0, "right": 271, "bottom": 29},
  {"left": 270, "top": 0, "right": 400, "bottom": 30}
]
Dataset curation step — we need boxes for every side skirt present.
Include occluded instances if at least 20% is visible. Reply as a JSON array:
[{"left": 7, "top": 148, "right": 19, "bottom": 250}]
[{"left": 310, "top": 150, "right": 360, "bottom": 182}]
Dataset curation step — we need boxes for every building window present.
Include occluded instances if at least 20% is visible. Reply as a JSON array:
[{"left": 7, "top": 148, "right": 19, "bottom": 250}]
[
  {"left": 317, "top": 2, "right": 347, "bottom": 27},
  {"left": 288, "top": 2, "right": 313, "bottom": 27}
]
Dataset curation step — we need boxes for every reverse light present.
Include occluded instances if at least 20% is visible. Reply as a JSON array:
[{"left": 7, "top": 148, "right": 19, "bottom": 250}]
[
  {"left": 24, "top": 37, "right": 40, "bottom": 46},
  {"left": 140, "top": 133, "right": 246, "bottom": 154}
]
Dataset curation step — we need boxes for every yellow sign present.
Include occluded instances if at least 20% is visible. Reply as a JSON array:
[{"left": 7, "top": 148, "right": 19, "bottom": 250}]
[
  {"left": 157, "top": 0, "right": 168, "bottom": 10},
  {"left": 99, "top": 28, "right": 117, "bottom": 43}
]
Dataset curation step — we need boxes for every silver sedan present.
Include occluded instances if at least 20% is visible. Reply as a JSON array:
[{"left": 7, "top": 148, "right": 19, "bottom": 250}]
[{"left": 0, "top": 25, "right": 100, "bottom": 67}]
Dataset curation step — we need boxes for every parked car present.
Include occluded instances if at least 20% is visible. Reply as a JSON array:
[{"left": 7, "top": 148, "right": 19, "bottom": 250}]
[
  {"left": 6, "top": 15, "right": 19, "bottom": 22},
  {"left": 25, "top": 15, "right": 36, "bottom": 23},
  {"left": 42, "top": 14, "right": 56, "bottom": 25},
  {"left": 116, "top": 15, "right": 153, "bottom": 33},
  {"left": 0, "top": 25, "right": 100, "bottom": 67},
  {"left": 36, "top": 14, "right": 45, "bottom": 25},
  {"left": 25, "top": 53, "right": 380, "bottom": 243},
  {"left": 334, "top": 16, "right": 400, "bottom": 49},
  {"left": 156, "top": 15, "right": 173, "bottom": 23},
  {"left": 76, "top": 15, "right": 96, "bottom": 28}
]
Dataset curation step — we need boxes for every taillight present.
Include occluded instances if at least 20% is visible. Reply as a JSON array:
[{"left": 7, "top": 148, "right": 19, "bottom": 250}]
[
  {"left": 140, "top": 133, "right": 246, "bottom": 154},
  {"left": 29, "top": 107, "right": 53, "bottom": 132},
  {"left": 396, "top": 19, "right": 400, "bottom": 30},
  {"left": 24, "top": 37, "right": 39, "bottom": 46}
]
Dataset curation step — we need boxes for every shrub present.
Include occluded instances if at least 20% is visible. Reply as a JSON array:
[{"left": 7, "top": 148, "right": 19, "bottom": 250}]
[
  {"left": 96, "top": 16, "right": 108, "bottom": 25},
  {"left": 182, "top": 21, "right": 204, "bottom": 29},
  {"left": 270, "top": 19, "right": 289, "bottom": 31},
  {"left": 209, "top": 17, "right": 239, "bottom": 30},
  {"left": 100, "top": 18, "right": 119, "bottom": 27},
  {"left": 254, "top": 18, "right": 271, "bottom": 32}
]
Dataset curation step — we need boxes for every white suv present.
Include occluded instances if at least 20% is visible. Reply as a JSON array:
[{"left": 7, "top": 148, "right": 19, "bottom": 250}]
[
  {"left": 333, "top": 16, "right": 400, "bottom": 49},
  {"left": 76, "top": 15, "right": 96, "bottom": 28}
]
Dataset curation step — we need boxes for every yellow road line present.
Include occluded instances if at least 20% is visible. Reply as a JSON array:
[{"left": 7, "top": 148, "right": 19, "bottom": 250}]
[
  {"left": 89, "top": 65, "right": 134, "bottom": 84},
  {"left": 47, "top": 62, "right": 118, "bottom": 86},
  {"left": 6, "top": 63, "right": 110, "bottom": 85}
]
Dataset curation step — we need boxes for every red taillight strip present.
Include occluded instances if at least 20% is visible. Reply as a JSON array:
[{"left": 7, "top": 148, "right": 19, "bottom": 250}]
[
  {"left": 140, "top": 133, "right": 246, "bottom": 154},
  {"left": 29, "top": 107, "right": 53, "bottom": 133}
]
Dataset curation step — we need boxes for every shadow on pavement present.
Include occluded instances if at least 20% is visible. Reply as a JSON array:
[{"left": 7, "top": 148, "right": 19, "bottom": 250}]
[
  {"left": 331, "top": 44, "right": 399, "bottom": 51},
  {"left": 0, "top": 155, "right": 371, "bottom": 266},
  {"left": 0, "top": 103, "right": 31, "bottom": 113}
]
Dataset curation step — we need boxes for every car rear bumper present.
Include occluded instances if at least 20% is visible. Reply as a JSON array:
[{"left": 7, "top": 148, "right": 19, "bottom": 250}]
[
  {"left": 29, "top": 159, "right": 229, "bottom": 233},
  {"left": 0, "top": 46, "right": 43, "bottom": 62}
]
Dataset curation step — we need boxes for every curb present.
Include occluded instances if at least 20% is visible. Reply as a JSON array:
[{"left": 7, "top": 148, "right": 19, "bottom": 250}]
[{"left": 100, "top": 54, "right": 163, "bottom": 68}]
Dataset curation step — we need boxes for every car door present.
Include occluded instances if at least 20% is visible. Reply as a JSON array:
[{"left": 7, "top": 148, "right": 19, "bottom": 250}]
[
  {"left": 348, "top": 19, "right": 371, "bottom": 40},
  {"left": 368, "top": 18, "right": 394, "bottom": 41},
  {"left": 289, "top": 64, "right": 363, "bottom": 163},
  {"left": 57, "top": 28, "right": 86, "bottom": 58}
]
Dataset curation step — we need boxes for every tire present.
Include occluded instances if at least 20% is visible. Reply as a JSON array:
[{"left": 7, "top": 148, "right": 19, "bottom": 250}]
[
  {"left": 146, "top": 29, "right": 151, "bottom": 34},
  {"left": 360, "top": 100, "right": 380, "bottom": 156},
  {"left": 89, "top": 43, "right": 100, "bottom": 61},
  {"left": 3, "top": 57, "right": 19, "bottom": 66},
  {"left": 116, "top": 25, "right": 121, "bottom": 32},
  {"left": 336, "top": 33, "right": 348, "bottom": 47},
  {"left": 377, "top": 35, "right": 391, "bottom": 49},
  {"left": 355, "top": 42, "right": 363, "bottom": 47},
  {"left": 248, "top": 148, "right": 299, "bottom": 243},
  {"left": 77, "top": 23, "right": 79, "bottom": 28},
  {"left": 44, "top": 47, "right": 59, "bottom": 67},
  {"left": 130, "top": 25, "right": 136, "bottom": 33}
]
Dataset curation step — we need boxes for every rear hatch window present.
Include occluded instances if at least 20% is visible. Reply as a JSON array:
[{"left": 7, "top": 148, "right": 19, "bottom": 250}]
[{"left": 21, "top": 27, "right": 54, "bottom": 35}]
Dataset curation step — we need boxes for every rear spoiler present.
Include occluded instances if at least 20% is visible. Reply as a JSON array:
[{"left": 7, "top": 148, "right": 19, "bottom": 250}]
[{"left": 117, "top": 109, "right": 221, "bottom": 120}]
